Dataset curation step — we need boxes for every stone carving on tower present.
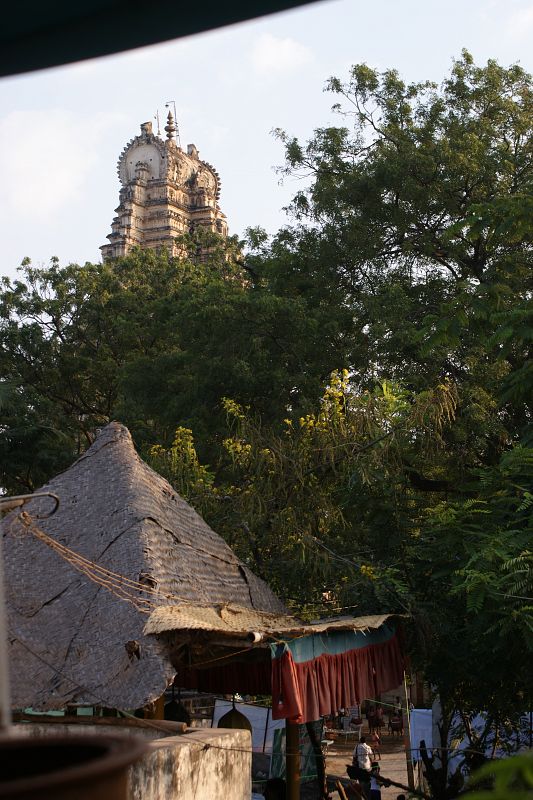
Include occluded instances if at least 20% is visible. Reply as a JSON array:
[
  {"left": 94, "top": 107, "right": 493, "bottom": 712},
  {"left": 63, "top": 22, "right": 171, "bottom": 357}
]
[{"left": 101, "top": 114, "right": 228, "bottom": 260}]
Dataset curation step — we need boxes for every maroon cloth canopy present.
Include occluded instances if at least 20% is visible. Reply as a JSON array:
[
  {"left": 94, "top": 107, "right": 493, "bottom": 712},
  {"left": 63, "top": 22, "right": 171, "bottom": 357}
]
[
  {"left": 177, "top": 623, "right": 404, "bottom": 724},
  {"left": 271, "top": 628, "right": 404, "bottom": 724}
]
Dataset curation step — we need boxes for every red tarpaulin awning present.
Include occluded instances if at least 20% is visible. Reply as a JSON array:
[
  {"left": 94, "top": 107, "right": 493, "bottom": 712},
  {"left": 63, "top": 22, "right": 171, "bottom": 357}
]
[
  {"left": 271, "top": 624, "right": 404, "bottom": 723},
  {"left": 170, "top": 620, "right": 404, "bottom": 724}
]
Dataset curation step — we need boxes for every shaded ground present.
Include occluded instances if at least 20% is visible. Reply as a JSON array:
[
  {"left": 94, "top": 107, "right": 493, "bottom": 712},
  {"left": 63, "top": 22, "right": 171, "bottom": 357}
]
[
  {"left": 253, "top": 722, "right": 411, "bottom": 798},
  {"left": 324, "top": 725, "right": 409, "bottom": 799}
]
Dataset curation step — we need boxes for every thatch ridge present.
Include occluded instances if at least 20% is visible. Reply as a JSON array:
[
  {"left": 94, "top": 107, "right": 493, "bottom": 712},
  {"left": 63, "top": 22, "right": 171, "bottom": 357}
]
[{"left": 145, "top": 606, "right": 392, "bottom": 638}]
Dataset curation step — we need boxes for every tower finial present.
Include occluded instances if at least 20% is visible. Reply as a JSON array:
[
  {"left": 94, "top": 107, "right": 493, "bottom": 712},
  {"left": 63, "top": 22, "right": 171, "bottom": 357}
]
[
  {"left": 165, "top": 101, "right": 181, "bottom": 147},
  {"left": 165, "top": 111, "right": 176, "bottom": 141}
]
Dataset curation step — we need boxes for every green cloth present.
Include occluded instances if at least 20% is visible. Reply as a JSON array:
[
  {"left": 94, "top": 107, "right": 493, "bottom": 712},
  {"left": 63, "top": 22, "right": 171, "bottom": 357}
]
[{"left": 271, "top": 624, "right": 396, "bottom": 663}]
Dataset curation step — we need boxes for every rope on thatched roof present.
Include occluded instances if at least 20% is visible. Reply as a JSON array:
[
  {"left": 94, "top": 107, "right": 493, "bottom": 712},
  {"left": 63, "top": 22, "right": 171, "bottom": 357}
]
[{"left": 16, "top": 511, "right": 198, "bottom": 612}]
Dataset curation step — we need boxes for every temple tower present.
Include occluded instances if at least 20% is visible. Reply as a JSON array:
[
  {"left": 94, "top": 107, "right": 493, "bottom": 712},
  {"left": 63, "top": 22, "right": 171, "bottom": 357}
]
[{"left": 101, "top": 115, "right": 228, "bottom": 260}]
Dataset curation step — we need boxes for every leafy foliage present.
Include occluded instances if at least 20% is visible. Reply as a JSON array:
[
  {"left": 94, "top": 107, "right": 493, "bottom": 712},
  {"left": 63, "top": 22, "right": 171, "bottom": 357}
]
[
  {"left": 1, "top": 52, "right": 532, "bottom": 798},
  {"left": 467, "top": 751, "right": 533, "bottom": 799},
  {"left": 0, "top": 235, "right": 352, "bottom": 491},
  {"left": 146, "top": 373, "right": 461, "bottom": 607}
]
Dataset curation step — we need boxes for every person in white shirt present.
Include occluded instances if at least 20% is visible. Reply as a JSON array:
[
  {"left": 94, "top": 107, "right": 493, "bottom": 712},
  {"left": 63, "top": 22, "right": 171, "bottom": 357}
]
[
  {"left": 351, "top": 735, "right": 373, "bottom": 798},
  {"left": 353, "top": 735, "right": 373, "bottom": 771}
]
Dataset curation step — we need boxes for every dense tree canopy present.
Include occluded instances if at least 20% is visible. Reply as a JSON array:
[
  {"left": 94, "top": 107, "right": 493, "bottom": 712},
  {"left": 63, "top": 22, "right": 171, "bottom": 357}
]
[
  {"left": 0, "top": 232, "right": 352, "bottom": 490},
  {"left": 267, "top": 51, "right": 533, "bottom": 444},
  {"left": 1, "top": 51, "right": 532, "bottom": 796}
]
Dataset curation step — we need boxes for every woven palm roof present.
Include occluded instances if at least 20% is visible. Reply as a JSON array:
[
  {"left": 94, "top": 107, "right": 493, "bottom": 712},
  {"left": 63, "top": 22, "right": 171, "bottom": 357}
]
[
  {"left": 3, "top": 422, "right": 287, "bottom": 710},
  {"left": 145, "top": 605, "right": 391, "bottom": 638}
]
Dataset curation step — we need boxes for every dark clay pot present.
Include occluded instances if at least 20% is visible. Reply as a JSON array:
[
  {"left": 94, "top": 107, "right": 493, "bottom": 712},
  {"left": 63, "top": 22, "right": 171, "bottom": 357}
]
[{"left": 0, "top": 734, "right": 146, "bottom": 800}]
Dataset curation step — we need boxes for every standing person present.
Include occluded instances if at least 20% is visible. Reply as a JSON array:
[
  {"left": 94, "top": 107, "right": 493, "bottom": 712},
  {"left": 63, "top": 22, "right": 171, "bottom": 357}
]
[
  {"left": 369, "top": 729, "right": 381, "bottom": 760},
  {"left": 375, "top": 704, "right": 384, "bottom": 732},
  {"left": 352, "top": 736, "right": 373, "bottom": 799},
  {"left": 353, "top": 735, "right": 373, "bottom": 770},
  {"left": 369, "top": 763, "right": 382, "bottom": 799},
  {"left": 388, "top": 712, "right": 403, "bottom": 737},
  {"left": 367, "top": 704, "right": 377, "bottom": 733}
]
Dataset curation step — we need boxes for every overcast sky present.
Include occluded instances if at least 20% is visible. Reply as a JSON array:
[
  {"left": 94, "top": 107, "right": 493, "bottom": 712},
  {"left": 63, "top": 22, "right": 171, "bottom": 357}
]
[{"left": 1, "top": 0, "right": 533, "bottom": 280}]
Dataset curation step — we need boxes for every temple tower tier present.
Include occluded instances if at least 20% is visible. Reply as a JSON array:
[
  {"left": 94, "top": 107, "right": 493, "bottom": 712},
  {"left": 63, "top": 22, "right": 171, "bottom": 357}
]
[{"left": 101, "top": 118, "right": 228, "bottom": 260}]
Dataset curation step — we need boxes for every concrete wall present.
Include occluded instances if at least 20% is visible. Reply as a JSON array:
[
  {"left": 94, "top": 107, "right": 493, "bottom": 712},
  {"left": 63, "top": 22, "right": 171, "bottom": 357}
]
[
  {"left": 12, "top": 722, "right": 164, "bottom": 741},
  {"left": 130, "top": 729, "right": 252, "bottom": 800},
  {"left": 13, "top": 723, "right": 252, "bottom": 800}
]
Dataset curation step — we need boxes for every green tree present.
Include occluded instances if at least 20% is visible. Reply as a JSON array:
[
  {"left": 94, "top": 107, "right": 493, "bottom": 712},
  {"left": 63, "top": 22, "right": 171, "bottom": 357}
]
[
  {"left": 148, "top": 371, "right": 532, "bottom": 798},
  {"left": 277, "top": 50, "right": 532, "bottom": 282},
  {"left": 0, "top": 233, "right": 354, "bottom": 491},
  {"left": 2, "top": 52, "right": 532, "bottom": 798},
  {"left": 467, "top": 751, "right": 533, "bottom": 799},
  {"left": 141, "top": 53, "right": 533, "bottom": 797},
  {"left": 268, "top": 51, "right": 532, "bottom": 440},
  {"left": 147, "top": 371, "right": 459, "bottom": 605}
]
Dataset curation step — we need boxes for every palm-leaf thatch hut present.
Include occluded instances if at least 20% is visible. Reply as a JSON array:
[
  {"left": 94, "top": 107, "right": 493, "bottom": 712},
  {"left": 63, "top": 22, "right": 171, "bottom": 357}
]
[{"left": 3, "top": 422, "right": 287, "bottom": 711}]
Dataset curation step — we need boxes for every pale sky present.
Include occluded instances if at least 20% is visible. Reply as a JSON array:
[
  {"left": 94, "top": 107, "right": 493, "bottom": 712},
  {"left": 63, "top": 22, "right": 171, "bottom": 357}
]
[{"left": 1, "top": 0, "right": 533, "bottom": 279}]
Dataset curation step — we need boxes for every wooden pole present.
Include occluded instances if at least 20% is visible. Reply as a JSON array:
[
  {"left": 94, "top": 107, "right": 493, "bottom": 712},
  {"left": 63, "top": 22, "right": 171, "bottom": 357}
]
[
  {"left": 305, "top": 720, "right": 328, "bottom": 800},
  {"left": 286, "top": 718, "right": 300, "bottom": 800},
  {"left": 335, "top": 779, "right": 349, "bottom": 800},
  {"left": 144, "top": 694, "right": 165, "bottom": 720},
  {"left": 403, "top": 671, "right": 415, "bottom": 790},
  {"left": 0, "top": 518, "right": 12, "bottom": 732}
]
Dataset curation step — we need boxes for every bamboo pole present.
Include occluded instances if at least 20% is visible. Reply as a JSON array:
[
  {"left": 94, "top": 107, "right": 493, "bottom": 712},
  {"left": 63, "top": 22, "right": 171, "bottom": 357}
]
[{"left": 335, "top": 779, "right": 349, "bottom": 800}]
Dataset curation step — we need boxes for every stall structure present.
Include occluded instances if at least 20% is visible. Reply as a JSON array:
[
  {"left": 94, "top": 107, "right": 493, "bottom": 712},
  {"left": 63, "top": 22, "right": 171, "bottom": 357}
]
[
  {"left": 146, "top": 605, "right": 403, "bottom": 721},
  {"left": 146, "top": 606, "right": 404, "bottom": 798},
  {"left": 3, "top": 421, "right": 404, "bottom": 797}
]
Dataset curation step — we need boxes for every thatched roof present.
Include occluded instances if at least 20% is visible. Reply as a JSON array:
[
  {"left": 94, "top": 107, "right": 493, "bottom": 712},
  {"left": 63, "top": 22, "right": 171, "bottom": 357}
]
[
  {"left": 145, "top": 606, "right": 392, "bottom": 639},
  {"left": 3, "top": 422, "right": 287, "bottom": 710}
]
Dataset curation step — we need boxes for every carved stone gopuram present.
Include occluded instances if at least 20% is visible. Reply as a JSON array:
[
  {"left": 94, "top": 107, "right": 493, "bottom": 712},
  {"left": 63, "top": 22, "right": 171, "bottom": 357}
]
[{"left": 101, "top": 115, "right": 228, "bottom": 260}]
